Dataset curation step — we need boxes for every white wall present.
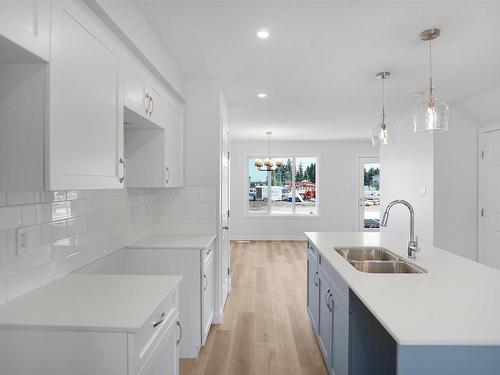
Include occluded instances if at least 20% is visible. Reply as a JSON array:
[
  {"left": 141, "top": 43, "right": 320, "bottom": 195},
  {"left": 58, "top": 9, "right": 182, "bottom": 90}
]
[
  {"left": 433, "top": 107, "right": 480, "bottom": 260},
  {"left": 381, "top": 85, "right": 500, "bottom": 260},
  {"left": 184, "top": 82, "right": 222, "bottom": 188},
  {"left": 379, "top": 113, "right": 434, "bottom": 253},
  {"left": 230, "top": 140, "right": 375, "bottom": 240}
]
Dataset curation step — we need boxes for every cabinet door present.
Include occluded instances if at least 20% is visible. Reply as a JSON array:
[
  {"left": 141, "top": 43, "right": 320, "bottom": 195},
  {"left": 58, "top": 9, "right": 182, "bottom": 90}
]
[
  {"left": 164, "top": 99, "right": 184, "bottom": 187},
  {"left": 318, "top": 271, "right": 333, "bottom": 369},
  {"left": 307, "top": 252, "right": 320, "bottom": 333},
  {"left": 48, "top": 1, "right": 124, "bottom": 190},
  {"left": 0, "top": 0, "right": 50, "bottom": 61},
  {"left": 331, "top": 291, "right": 349, "bottom": 375},
  {"left": 201, "top": 253, "right": 214, "bottom": 345},
  {"left": 124, "top": 65, "right": 148, "bottom": 118},
  {"left": 148, "top": 83, "right": 168, "bottom": 128},
  {"left": 140, "top": 315, "right": 179, "bottom": 375}
]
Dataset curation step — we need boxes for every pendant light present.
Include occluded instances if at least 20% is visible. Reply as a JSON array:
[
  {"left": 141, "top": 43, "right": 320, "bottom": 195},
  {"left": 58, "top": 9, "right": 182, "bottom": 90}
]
[
  {"left": 371, "top": 72, "right": 396, "bottom": 147},
  {"left": 414, "top": 28, "right": 449, "bottom": 133},
  {"left": 254, "top": 131, "right": 284, "bottom": 171}
]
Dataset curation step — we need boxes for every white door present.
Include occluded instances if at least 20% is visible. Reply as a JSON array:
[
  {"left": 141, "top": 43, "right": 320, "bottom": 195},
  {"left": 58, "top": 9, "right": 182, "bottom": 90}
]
[
  {"left": 357, "top": 157, "right": 380, "bottom": 232},
  {"left": 48, "top": 1, "right": 124, "bottom": 190},
  {"left": 479, "top": 127, "right": 500, "bottom": 269},
  {"left": 220, "top": 127, "right": 231, "bottom": 307}
]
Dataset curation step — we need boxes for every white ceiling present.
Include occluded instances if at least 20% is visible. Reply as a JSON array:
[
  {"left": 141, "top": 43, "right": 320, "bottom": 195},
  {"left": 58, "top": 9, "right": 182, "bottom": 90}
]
[{"left": 137, "top": 0, "right": 500, "bottom": 140}]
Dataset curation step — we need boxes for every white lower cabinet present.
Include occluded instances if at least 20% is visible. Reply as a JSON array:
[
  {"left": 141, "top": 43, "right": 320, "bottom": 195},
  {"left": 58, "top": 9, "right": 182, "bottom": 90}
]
[
  {"left": 202, "top": 246, "right": 215, "bottom": 345},
  {"left": 0, "top": 282, "right": 180, "bottom": 375},
  {"left": 78, "top": 240, "right": 216, "bottom": 358}
]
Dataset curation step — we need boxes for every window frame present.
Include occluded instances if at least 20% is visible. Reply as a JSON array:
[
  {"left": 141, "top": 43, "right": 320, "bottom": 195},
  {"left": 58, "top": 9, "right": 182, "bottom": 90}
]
[{"left": 244, "top": 153, "right": 320, "bottom": 218}]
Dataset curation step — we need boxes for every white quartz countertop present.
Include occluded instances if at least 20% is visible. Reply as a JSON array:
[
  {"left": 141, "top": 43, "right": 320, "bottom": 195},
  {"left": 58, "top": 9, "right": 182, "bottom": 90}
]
[
  {"left": 0, "top": 274, "right": 181, "bottom": 332},
  {"left": 127, "top": 233, "right": 216, "bottom": 250},
  {"left": 305, "top": 232, "right": 500, "bottom": 346}
]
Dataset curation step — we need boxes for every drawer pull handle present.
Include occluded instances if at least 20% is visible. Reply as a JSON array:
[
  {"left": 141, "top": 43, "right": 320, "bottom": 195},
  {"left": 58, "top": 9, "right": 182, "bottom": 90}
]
[
  {"left": 313, "top": 271, "right": 318, "bottom": 286},
  {"left": 176, "top": 321, "right": 183, "bottom": 345},
  {"left": 203, "top": 274, "right": 208, "bottom": 291},
  {"left": 152, "top": 312, "right": 166, "bottom": 328}
]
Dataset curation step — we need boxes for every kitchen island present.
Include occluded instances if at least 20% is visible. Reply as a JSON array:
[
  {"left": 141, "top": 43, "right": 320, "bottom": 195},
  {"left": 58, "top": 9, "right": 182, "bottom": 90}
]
[{"left": 305, "top": 231, "right": 500, "bottom": 375}]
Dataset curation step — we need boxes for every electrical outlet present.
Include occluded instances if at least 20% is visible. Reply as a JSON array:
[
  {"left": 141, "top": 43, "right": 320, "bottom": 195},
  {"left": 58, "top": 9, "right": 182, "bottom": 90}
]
[{"left": 16, "top": 228, "right": 28, "bottom": 254}]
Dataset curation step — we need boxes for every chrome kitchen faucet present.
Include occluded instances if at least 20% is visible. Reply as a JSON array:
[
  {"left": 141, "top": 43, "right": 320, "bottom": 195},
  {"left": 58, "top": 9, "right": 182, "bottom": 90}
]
[{"left": 380, "top": 200, "right": 420, "bottom": 259}]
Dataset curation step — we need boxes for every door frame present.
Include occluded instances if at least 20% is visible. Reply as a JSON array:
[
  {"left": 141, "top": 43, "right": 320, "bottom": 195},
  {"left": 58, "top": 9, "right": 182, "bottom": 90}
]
[
  {"left": 357, "top": 155, "right": 380, "bottom": 232},
  {"left": 477, "top": 124, "right": 500, "bottom": 264}
]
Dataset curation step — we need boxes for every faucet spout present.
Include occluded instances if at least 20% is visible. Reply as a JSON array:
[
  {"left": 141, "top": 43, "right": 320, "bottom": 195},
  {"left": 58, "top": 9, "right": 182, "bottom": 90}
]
[{"left": 379, "top": 199, "right": 419, "bottom": 258}]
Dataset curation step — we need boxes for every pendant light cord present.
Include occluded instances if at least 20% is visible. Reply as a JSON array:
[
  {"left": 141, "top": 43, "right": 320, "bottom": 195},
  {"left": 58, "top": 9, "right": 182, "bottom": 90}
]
[
  {"left": 429, "top": 39, "right": 434, "bottom": 104},
  {"left": 381, "top": 75, "right": 386, "bottom": 129}
]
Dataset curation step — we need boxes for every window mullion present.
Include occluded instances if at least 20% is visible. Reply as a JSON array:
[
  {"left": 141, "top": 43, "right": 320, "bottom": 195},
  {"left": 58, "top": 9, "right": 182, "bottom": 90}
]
[
  {"left": 292, "top": 157, "right": 296, "bottom": 215},
  {"left": 268, "top": 169, "right": 271, "bottom": 215}
]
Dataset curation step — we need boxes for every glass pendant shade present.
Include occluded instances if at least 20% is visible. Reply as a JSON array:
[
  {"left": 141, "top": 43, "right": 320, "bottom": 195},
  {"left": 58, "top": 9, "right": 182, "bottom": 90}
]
[
  {"left": 371, "top": 71, "right": 395, "bottom": 147},
  {"left": 414, "top": 99, "right": 449, "bottom": 133},
  {"left": 372, "top": 122, "right": 396, "bottom": 147},
  {"left": 414, "top": 28, "right": 449, "bottom": 133}
]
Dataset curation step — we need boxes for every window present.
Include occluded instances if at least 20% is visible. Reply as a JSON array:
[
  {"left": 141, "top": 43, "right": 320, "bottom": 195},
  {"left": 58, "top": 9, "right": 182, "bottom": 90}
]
[{"left": 247, "top": 156, "right": 318, "bottom": 216}]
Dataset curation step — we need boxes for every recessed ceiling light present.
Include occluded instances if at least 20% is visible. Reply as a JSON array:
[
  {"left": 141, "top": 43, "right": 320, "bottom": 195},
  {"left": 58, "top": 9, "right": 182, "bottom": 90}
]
[
  {"left": 256, "top": 29, "right": 270, "bottom": 39},
  {"left": 257, "top": 92, "right": 267, "bottom": 98}
]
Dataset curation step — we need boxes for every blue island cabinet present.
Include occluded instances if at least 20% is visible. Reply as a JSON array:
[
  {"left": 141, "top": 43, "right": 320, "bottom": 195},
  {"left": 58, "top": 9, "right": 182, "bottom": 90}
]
[{"left": 306, "top": 242, "right": 349, "bottom": 375}]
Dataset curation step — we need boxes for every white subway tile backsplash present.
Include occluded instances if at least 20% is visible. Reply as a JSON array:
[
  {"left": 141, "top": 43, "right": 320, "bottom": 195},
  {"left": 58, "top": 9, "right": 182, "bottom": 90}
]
[
  {"left": 75, "top": 199, "right": 92, "bottom": 217},
  {"left": 6, "top": 267, "right": 41, "bottom": 301},
  {"left": 6, "top": 192, "right": 39, "bottom": 206},
  {"left": 0, "top": 231, "right": 8, "bottom": 256},
  {"left": 21, "top": 205, "right": 39, "bottom": 226},
  {"left": 0, "top": 186, "right": 215, "bottom": 304},
  {"left": 51, "top": 201, "right": 74, "bottom": 221},
  {"left": 0, "top": 206, "right": 21, "bottom": 230},
  {"left": 20, "top": 244, "right": 51, "bottom": 272}
]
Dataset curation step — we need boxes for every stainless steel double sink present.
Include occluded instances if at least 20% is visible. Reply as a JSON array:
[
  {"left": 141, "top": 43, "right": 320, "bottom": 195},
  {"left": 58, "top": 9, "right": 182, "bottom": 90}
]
[{"left": 334, "top": 247, "right": 426, "bottom": 274}]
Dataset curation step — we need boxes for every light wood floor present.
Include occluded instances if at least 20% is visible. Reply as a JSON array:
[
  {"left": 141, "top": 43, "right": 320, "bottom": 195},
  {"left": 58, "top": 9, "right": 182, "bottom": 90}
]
[{"left": 180, "top": 240, "right": 328, "bottom": 375}]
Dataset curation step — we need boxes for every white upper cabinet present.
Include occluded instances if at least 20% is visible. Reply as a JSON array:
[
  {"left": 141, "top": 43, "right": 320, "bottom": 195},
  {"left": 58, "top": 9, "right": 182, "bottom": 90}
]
[
  {"left": 124, "top": 64, "right": 149, "bottom": 119},
  {"left": 124, "top": 57, "right": 168, "bottom": 130},
  {"left": 0, "top": 0, "right": 50, "bottom": 62},
  {"left": 164, "top": 97, "right": 184, "bottom": 187},
  {"left": 47, "top": 0, "right": 124, "bottom": 190},
  {"left": 125, "top": 94, "right": 184, "bottom": 188}
]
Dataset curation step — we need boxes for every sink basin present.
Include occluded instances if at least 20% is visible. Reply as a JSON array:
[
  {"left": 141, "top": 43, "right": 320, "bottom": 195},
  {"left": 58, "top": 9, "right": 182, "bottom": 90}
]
[
  {"left": 335, "top": 247, "right": 397, "bottom": 261},
  {"left": 348, "top": 260, "right": 425, "bottom": 274},
  {"left": 334, "top": 247, "right": 426, "bottom": 274}
]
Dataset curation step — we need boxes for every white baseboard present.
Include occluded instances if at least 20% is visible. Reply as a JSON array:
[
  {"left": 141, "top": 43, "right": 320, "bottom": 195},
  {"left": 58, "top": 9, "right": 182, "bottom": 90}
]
[{"left": 230, "top": 234, "right": 307, "bottom": 241}]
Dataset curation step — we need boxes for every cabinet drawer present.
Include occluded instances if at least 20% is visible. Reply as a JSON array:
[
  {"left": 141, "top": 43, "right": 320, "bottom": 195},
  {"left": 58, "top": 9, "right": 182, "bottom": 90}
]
[
  {"left": 129, "top": 285, "right": 178, "bottom": 374},
  {"left": 318, "top": 254, "right": 348, "bottom": 307}
]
